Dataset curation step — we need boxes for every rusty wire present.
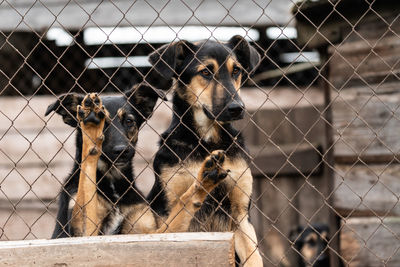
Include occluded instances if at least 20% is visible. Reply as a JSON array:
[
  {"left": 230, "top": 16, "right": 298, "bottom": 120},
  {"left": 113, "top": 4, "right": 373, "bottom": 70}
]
[{"left": 0, "top": 0, "right": 399, "bottom": 266}]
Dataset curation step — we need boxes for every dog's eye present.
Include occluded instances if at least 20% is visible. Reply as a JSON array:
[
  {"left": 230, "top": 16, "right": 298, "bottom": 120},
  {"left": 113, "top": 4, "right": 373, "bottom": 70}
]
[
  {"left": 199, "top": 68, "right": 212, "bottom": 78},
  {"left": 125, "top": 115, "right": 135, "bottom": 126},
  {"left": 232, "top": 66, "right": 241, "bottom": 76}
]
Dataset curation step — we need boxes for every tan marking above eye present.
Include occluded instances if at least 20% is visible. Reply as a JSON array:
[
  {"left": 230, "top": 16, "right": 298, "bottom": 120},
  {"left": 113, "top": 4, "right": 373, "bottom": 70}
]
[
  {"left": 321, "top": 231, "right": 328, "bottom": 240},
  {"left": 226, "top": 57, "right": 242, "bottom": 74},
  {"left": 225, "top": 57, "right": 242, "bottom": 90},
  {"left": 117, "top": 108, "right": 126, "bottom": 120},
  {"left": 305, "top": 232, "right": 318, "bottom": 243},
  {"left": 196, "top": 59, "right": 218, "bottom": 73}
]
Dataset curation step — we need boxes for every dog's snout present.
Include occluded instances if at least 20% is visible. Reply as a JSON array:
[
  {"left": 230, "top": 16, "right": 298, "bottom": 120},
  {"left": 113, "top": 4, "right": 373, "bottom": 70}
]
[{"left": 227, "top": 101, "right": 244, "bottom": 118}]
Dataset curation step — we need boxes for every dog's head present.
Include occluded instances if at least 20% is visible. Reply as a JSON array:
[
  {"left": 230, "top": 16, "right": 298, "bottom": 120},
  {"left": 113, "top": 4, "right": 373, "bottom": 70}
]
[
  {"left": 149, "top": 35, "right": 260, "bottom": 122},
  {"left": 45, "top": 84, "right": 166, "bottom": 167},
  {"left": 290, "top": 224, "right": 330, "bottom": 267}
]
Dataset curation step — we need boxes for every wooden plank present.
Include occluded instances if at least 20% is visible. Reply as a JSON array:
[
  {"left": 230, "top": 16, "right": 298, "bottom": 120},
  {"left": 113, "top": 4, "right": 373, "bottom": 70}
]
[
  {"left": 0, "top": 96, "right": 68, "bottom": 132},
  {"left": 0, "top": 0, "right": 292, "bottom": 30},
  {"left": 0, "top": 95, "right": 172, "bottom": 133},
  {"left": 0, "top": 163, "right": 70, "bottom": 201},
  {"left": 340, "top": 217, "right": 400, "bottom": 267},
  {"left": 332, "top": 89, "right": 400, "bottom": 163},
  {"left": 0, "top": 232, "right": 235, "bottom": 267},
  {"left": 0, "top": 199, "right": 57, "bottom": 241},
  {"left": 328, "top": 35, "right": 400, "bottom": 89},
  {"left": 333, "top": 164, "right": 400, "bottom": 217},
  {"left": 249, "top": 142, "right": 322, "bottom": 177},
  {"left": 295, "top": 0, "right": 400, "bottom": 48},
  {"left": 0, "top": 128, "right": 76, "bottom": 166}
]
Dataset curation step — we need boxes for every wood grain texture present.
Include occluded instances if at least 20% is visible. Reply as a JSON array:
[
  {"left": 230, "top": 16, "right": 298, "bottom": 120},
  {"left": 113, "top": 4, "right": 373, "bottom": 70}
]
[
  {"left": 333, "top": 164, "right": 400, "bottom": 217},
  {"left": 0, "top": 0, "right": 293, "bottom": 30},
  {"left": 0, "top": 232, "right": 235, "bottom": 267},
  {"left": 331, "top": 87, "right": 400, "bottom": 163},
  {"left": 340, "top": 217, "right": 400, "bottom": 267},
  {"left": 249, "top": 142, "right": 322, "bottom": 177},
  {"left": 328, "top": 35, "right": 400, "bottom": 89}
]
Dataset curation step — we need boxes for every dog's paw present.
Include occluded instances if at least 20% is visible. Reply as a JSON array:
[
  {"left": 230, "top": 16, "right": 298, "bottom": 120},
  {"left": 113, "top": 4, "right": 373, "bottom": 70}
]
[
  {"left": 77, "top": 93, "right": 106, "bottom": 126},
  {"left": 77, "top": 93, "right": 107, "bottom": 156},
  {"left": 200, "top": 150, "right": 229, "bottom": 185}
]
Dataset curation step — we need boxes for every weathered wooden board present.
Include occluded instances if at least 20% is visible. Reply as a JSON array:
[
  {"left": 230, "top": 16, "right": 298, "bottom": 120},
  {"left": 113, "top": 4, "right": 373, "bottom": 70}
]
[
  {"left": 249, "top": 142, "right": 322, "bottom": 177},
  {"left": 0, "top": 199, "right": 57, "bottom": 241},
  {"left": 295, "top": 0, "right": 400, "bottom": 48},
  {"left": 0, "top": 95, "right": 172, "bottom": 134},
  {"left": 0, "top": 159, "right": 154, "bottom": 202},
  {"left": 0, "top": 164, "right": 69, "bottom": 201},
  {"left": 0, "top": 0, "right": 293, "bottom": 30},
  {"left": 328, "top": 35, "right": 400, "bottom": 89},
  {"left": 333, "top": 164, "right": 400, "bottom": 217},
  {"left": 0, "top": 232, "right": 235, "bottom": 267},
  {"left": 0, "top": 128, "right": 76, "bottom": 166},
  {"left": 340, "top": 217, "right": 400, "bottom": 267},
  {"left": 332, "top": 89, "right": 400, "bottom": 163}
]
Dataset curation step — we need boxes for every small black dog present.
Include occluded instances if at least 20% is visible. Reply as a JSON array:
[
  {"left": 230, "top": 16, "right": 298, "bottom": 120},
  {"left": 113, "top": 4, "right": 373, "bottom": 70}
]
[
  {"left": 147, "top": 35, "right": 263, "bottom": 266},
  {"left": 290, "top": 224, "right": 330, "bottom": 267},
  {"left": 46, "top": 84, "right": 166, "bottom": 237}
]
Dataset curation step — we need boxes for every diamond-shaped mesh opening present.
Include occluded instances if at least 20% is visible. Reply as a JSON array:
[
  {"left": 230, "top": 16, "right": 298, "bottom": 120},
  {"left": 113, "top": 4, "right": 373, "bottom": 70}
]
[{"left": 0, "top": 0, "right": 399, "bottom": 266}]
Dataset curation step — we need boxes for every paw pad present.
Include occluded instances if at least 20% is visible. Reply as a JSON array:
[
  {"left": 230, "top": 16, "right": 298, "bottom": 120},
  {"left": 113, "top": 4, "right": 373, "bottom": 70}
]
[
  {"left": 202, "top": 150, "right": 228, "bottom": 184},
  {"left": 77, "top": 93, "right": 106, "bottom": 126}
]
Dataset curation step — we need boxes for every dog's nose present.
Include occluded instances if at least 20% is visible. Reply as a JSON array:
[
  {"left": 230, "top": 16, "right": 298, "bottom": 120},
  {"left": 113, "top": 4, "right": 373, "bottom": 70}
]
[{"left": 227, "top": 101, "right": 244, "bottom": 118}]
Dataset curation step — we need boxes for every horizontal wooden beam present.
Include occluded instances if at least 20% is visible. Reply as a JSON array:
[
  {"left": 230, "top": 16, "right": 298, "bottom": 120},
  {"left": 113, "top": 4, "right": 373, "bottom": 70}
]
[
  {"left": 331, "top": 85, "right": 400, "bottom": 164},
  {"left": 333, "top": 164, "right": 400, "bottom": 217},
  {"left": 249, "top": 143, "right": 322, "bottom": 177},
  {"left": 0, "top": 0, "right": 293, "bottom": 31},
  {"left": 0, "top": 232, "right": 235, "bottom": 267}
]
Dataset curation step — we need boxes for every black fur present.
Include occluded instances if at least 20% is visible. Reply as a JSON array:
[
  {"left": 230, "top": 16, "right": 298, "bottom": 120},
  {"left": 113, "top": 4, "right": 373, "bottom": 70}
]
[{"left": 46, "top": 84, "right": 165, "bottom": 238}]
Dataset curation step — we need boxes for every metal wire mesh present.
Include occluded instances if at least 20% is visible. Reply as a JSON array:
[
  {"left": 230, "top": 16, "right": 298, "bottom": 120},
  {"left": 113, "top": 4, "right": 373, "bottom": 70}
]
[{"left": 0, "top": 0, "right": 399, "bottom": 266}]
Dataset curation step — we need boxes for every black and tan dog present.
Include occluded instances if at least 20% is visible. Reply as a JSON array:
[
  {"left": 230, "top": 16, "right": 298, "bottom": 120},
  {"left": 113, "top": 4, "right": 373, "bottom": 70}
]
[
  {"left": 147, "top": 35, "right": 263, "bottom": 266},
  {"left": 290, "top": 224, "right": 330, "bottom": 267},
  {"left": 47, "top": 84, "right": 228, "bottom": 238},
  {"left": 46, "top": 84, "right": 167, "bottom": 237}
]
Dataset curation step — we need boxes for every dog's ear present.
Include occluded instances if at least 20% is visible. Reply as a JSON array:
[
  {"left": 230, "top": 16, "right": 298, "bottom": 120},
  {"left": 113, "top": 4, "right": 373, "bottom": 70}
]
[
  {"left": 127, "top": 83, "right": 167, "bottom": 121},
  {"left": 148, "top": 40, "right": 196, "bottom": 79},
  {"left": 228, "top": 35, "right": 260, "bottom": 73},
  {"left": 45, "top": 93, "right": 84, "bottom": 127}
]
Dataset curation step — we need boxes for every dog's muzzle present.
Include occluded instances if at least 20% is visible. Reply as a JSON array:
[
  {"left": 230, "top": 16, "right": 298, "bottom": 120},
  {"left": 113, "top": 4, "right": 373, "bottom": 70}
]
[{"left": 203, "top": 100, "right": 245, "bottom": 122}]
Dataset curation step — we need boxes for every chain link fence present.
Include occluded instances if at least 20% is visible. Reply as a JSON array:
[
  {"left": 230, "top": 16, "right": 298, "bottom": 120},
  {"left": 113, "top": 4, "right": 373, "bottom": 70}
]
[{"left": 0, "top": 0, "right": 399, "bottom": 266}]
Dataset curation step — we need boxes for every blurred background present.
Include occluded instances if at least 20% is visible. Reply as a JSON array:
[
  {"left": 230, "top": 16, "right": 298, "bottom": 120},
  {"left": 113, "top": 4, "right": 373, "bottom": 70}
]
[{"left": 0, "top": 0, "right": 400, "bottom": 266}]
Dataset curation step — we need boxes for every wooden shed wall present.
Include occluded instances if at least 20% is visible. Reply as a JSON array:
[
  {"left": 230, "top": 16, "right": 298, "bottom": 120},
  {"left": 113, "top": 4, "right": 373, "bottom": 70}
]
[{"left": 326, "top": 13, "right": 400, "bottom": 266}]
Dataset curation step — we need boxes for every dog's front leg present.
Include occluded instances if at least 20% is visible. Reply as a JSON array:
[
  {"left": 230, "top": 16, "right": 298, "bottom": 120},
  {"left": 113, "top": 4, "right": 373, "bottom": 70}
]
[
  {"left": 71, "top": 93, "right": 106, "bottom": 236},
  {"left": 156, "top": 150, "right": 228, "bottom": 233},
  {"left": 230, "top": 174, "right": 263, "bottom": 267}
]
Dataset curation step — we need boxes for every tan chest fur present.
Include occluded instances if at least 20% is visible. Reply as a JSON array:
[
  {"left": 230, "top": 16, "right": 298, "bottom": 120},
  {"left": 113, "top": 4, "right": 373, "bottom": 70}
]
[{"left": 160, "top": 157, "right": 253, "bottom": 208}]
